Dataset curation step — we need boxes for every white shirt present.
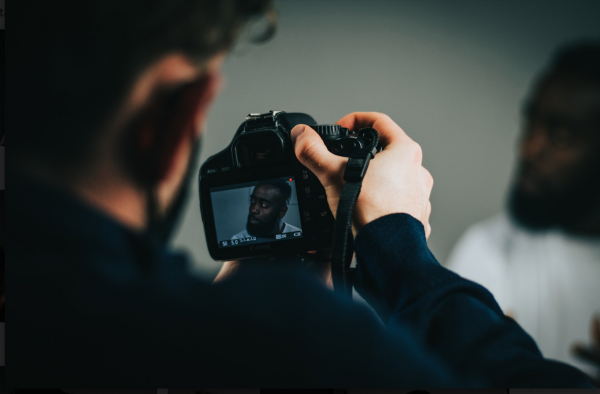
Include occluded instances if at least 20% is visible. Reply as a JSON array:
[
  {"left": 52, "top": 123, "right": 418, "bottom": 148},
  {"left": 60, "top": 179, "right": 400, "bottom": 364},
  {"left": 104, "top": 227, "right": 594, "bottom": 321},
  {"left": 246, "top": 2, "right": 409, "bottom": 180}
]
[
  {"left": 447, "top": 211, "right": 600, "bottom": 373},
  {"left": 231, "top": 222, "right": 302, "bottom": 240}
]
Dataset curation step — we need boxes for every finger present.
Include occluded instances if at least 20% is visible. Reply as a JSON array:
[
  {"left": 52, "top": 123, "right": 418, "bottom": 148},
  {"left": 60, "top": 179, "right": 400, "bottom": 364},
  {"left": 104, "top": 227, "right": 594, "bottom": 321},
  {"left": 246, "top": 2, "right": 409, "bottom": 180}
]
[
  {"left": 572, "top": 342, "right": 600, "bottom": 365},
  {"left": 335, "top": 112, "right": 412, "bottom": 148},
  {"left": 424, "top": 201, "right": 432, "bottom": 240},
  {"left": 291, "top": 124, "right": 347, "bottom": 186},
  {"left": 421, "top": 166, "right": 434, "bottom": 198},
  {"left": 306, "top": 249, "right": 333, "bottom": 261},
  {"left": 213, "top": 261, "right": 238, "bottom": 283},
  {"left": 313, "top": 248, "right": 333, "bottom": 260}
]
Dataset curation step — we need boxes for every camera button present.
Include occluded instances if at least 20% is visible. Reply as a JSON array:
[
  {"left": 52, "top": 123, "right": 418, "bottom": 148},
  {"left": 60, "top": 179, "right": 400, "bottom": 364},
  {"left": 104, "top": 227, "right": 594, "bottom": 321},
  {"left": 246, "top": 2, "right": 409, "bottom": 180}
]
[
  {"left": 317, "top": 209, "right": 333, "bottom": 225},
  {"left": 319, "top": 226, "right": 333, "bottom": 236},
  {"left": 301, "top": 169, "right": 311, "bottom": 180},
  {"left": 302, "top": 210, "right": 312, "bottom": 223}
]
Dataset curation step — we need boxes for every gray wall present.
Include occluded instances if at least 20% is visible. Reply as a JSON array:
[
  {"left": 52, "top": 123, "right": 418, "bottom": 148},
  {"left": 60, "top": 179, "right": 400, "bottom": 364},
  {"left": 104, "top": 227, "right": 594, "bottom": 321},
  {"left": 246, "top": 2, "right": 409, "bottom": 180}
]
[{"left": 173, "top": 0, "right": 600, "bottom": 277}]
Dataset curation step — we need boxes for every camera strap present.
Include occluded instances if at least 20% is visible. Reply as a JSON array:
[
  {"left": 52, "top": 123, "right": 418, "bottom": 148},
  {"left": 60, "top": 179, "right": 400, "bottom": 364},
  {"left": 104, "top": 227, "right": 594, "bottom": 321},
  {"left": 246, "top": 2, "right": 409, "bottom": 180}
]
[{"left": 331, "top": 128, "right": 379, "bottom": 299}]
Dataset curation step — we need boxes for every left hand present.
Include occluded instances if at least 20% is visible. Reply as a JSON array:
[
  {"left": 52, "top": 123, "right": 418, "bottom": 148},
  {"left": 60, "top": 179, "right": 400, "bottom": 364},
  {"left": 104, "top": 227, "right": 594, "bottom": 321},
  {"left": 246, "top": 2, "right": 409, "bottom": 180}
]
[
  {"left": 213, "top": 260, "right": 242, "bottom": 283},
  {"left": 572, "top": 315, "right": 600, "bottom": 386}
]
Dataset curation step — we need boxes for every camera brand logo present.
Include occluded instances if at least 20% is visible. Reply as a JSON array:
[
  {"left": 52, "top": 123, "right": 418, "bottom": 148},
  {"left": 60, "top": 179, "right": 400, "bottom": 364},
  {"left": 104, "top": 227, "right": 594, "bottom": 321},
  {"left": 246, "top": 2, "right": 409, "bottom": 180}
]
[{"left": 250, "top": 244, "right": 271, "bottom": 251}]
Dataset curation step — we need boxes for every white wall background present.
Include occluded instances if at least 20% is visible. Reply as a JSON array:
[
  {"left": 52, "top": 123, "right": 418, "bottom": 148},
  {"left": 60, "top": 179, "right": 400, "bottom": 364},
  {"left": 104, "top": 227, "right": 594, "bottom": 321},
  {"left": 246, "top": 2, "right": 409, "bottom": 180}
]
[{"left": 173, "top": 0, "right": 600, "bottom": 278}]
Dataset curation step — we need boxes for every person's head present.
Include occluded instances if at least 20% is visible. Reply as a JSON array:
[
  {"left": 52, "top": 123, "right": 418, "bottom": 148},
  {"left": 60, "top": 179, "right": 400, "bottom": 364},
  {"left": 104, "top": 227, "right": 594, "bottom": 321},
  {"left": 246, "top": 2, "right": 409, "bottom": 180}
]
[
  {"left": 246, "top": 179, "right": 292, "bottom": 236},
  {"left": 509, "top": 40, "right": 600, "bottom": 234},
  {"left": 10, "top": 1, "right": 274, "bottom": 239}
]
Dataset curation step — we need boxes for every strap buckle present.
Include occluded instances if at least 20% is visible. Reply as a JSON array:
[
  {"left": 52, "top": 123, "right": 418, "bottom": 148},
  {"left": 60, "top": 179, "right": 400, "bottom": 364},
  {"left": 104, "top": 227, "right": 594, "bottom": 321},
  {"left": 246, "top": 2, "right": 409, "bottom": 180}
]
[
  {"left": 343, "top": 155, "right": 372, "bottom": 182},
  {"left": 343, "top": 128, "right": 378, "bottom": 182}
]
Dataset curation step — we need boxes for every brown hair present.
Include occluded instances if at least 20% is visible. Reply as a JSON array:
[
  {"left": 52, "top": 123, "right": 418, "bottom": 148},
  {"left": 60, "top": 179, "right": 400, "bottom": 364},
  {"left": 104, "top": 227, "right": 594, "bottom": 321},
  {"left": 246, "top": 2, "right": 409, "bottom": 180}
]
[{"left": 9, "top": 0, "right": 275, "bottom": 169}]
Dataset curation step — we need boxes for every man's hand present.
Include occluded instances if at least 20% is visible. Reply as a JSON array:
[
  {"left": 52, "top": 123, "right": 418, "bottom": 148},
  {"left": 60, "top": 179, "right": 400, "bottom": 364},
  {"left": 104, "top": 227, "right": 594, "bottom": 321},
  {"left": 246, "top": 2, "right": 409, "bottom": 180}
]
[
  {"left": 291, "top": 112, "right": 433, "bottom": 237},
  {"left": 213, "top": 261, "right": 242, "bottom": 283},
  {"left": 572, "top": 315, "right": 600, "bottom": 386}
]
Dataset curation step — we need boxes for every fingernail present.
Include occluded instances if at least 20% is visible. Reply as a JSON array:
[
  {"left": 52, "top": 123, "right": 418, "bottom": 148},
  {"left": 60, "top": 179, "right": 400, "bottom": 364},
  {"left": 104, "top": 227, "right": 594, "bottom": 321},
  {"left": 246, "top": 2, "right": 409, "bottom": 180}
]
[{"left": 291, "top": 124, "right": 306, "bottom": 143}]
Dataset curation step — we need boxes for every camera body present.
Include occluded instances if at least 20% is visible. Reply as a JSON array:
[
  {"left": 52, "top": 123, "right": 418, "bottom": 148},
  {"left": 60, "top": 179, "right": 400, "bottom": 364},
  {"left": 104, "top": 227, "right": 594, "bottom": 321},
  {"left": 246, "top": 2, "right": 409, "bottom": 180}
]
[{"left": 199, "top": 111, "right": 377, "bottom": 261}]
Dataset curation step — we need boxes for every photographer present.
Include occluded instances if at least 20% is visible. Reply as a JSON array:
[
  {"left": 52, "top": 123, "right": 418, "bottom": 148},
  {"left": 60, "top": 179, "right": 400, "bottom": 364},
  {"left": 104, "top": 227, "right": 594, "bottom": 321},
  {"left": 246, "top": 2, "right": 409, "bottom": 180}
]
[{"left": 8, "top": 0, "right": 593, "bottom": 388}]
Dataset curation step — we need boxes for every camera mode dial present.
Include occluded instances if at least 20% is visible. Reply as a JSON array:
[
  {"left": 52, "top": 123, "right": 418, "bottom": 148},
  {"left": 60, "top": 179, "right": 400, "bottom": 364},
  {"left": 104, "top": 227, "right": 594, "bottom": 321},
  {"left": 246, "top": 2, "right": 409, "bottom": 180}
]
[{"left": 314, "top": 124, "right": 349, "bottom": 139}]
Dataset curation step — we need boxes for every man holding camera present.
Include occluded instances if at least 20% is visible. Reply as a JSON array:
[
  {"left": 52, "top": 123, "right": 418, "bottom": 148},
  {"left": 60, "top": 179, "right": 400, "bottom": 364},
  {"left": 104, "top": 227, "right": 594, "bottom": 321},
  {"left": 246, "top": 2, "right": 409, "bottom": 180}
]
[{"left": 8, "top": 0, "right": 593, "bottom": 388}]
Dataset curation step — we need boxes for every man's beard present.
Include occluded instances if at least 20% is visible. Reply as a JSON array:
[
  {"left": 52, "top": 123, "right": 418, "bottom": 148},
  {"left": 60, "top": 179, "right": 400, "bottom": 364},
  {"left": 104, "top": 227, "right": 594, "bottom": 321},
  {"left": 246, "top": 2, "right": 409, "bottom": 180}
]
[
  {"left": 246, "top": 214, "right": 280, "bottom": 237},
  {"left": 508, "top": 161, "right": 600, "bottom": 233}
]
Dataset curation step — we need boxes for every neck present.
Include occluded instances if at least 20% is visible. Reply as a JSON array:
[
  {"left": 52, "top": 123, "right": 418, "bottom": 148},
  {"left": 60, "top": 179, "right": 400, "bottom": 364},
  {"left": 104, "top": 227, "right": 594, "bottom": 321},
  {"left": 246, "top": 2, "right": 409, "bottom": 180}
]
[
  {"left": 22, "top": 160, "right": 148, "bottom": 232},
  {"left": 253, "top": 219, "right": 283, "bottom": 236},
  {"left": 73, "top": 178, "right": 147, "bottom": 231},
  {"left": 567, "top": 207, "right": 600, "bottom": 237}
]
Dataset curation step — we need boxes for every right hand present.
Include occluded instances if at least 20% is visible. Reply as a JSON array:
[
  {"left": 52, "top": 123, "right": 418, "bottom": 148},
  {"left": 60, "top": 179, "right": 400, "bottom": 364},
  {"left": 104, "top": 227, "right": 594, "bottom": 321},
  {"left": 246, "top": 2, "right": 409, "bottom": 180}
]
[{"left": 291, "top": 112, "right": 433, "bottom": 237}]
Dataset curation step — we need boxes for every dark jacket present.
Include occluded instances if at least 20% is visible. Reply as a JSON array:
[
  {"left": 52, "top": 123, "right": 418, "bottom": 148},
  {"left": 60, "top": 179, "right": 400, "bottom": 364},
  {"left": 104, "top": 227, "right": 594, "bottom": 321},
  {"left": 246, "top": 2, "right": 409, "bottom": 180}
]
[{"left": 7, "top": 175, "right": 592, "bottom": 388}]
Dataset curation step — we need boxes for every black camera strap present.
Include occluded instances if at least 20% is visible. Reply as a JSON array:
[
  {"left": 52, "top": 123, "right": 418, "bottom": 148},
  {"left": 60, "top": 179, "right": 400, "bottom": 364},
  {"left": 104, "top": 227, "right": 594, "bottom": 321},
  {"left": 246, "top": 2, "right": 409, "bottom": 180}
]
[{"left": 331, "top": 128, "right": 379, "bottom": 299}]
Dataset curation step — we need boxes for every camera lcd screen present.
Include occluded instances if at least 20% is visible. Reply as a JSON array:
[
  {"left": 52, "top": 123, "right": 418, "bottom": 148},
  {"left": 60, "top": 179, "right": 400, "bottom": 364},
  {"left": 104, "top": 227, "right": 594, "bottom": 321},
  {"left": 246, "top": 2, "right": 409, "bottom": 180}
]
[{"left": 210, "top": 176, "right": 303, "bottom": 249}]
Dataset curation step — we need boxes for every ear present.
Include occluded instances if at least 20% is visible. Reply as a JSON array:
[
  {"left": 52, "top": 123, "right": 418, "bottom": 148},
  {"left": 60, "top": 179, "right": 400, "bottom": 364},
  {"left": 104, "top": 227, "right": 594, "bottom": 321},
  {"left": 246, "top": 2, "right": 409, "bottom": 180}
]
[
  {"left": 136, "top": 72, "right": 222, "bottom": 186},
  {"left": 279, "top": 204, "right": 288, "bottom": 219}
]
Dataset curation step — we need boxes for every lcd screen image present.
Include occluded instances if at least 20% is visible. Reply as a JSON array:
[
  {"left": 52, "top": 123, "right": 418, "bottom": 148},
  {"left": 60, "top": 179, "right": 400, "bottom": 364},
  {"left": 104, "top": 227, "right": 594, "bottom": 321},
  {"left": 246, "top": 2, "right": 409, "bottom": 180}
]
[{"left": 210, "top": 177, "right": 303, "bottom": 248}]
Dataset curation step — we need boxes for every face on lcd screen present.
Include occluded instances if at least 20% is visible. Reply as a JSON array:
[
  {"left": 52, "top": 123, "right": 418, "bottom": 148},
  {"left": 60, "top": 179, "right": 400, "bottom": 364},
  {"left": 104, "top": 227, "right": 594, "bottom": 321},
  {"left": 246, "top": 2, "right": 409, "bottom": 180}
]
[{"left": 210, "top": 177, "right": 303, "bottom": 248}]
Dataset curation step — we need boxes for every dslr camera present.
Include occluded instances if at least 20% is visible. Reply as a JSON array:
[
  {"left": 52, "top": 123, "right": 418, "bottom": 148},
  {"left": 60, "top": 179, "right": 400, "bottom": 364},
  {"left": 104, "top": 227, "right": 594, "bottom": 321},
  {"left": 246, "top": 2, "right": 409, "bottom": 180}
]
[{"left": 199, "top": 111, "right": 379, "bottom": 261}]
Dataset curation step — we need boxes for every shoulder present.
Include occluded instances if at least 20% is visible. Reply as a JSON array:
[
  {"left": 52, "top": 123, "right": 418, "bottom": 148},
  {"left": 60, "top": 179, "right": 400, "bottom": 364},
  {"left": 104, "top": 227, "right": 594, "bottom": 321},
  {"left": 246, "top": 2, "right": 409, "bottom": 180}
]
[
  {"left": 446, "top": 212, "right": 514, "bottom": 278},
  {"left": 467, "top": 212, "right": 513, "bottom": 241},
  {"left": 282, "top": 222, "right": 302, "bottom": 233},
  {"left": 231, "top": 229, "right": 249, "bottom": 239},
  {"left": 449, "top": 212, "right": 513, "bottom": 261}
]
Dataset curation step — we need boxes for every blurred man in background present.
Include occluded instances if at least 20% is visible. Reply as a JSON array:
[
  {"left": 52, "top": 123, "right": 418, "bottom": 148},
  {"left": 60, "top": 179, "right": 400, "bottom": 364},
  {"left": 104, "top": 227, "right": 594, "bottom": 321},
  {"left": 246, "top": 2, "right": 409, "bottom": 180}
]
[{"left": 448, "top": 41, "right": 600, "bottom": 382}]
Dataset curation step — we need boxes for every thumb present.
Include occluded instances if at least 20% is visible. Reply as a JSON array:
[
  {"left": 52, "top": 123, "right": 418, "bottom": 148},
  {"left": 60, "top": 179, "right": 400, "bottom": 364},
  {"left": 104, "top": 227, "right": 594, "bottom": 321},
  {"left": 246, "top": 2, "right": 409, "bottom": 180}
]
[{"left": 291, "top": 124, "right": 346, "bottom": 187}]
